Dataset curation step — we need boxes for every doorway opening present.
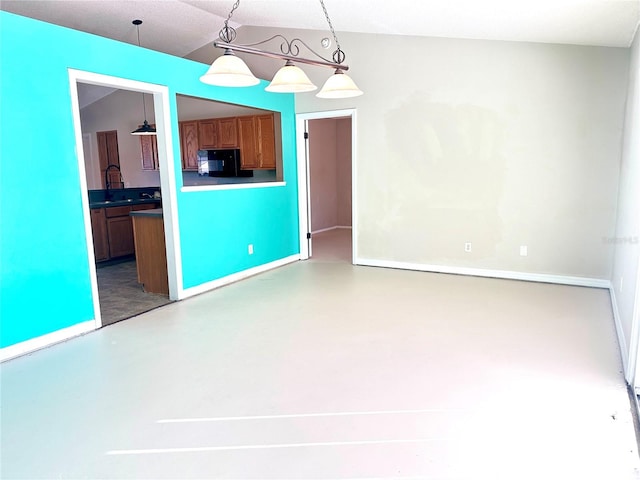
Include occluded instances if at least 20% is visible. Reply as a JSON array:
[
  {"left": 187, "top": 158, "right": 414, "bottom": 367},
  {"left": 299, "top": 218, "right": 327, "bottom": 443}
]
[
  {"left": 87, "top": 126, "right": 171, "bottom": 326},
  {"left": 296, "top": 109, "right": 357, "bottom": 264},
  {"left": 69, "top": 69, "right": 182, "bottom": 329}
]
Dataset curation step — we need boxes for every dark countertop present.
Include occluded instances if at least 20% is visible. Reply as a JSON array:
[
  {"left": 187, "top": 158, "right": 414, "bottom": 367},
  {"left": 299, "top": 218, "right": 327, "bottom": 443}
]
[
  {"left": 130, "top": 208, "right": 163, "bottom": 218},
  {"left": 89, "top": 198, "right": 161, "bottom": 209},
  {"left": 88, "top": 187, "right": 161, "bottom": 209}
]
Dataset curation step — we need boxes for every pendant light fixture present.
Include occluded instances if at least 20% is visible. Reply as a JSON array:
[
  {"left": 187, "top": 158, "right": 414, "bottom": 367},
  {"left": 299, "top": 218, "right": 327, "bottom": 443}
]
[
  {"left": 201, "top": 0, "right": 363, "bottom": 98},
  {"left": 317, "top": 69, "right": 363, "bottom": 98},
  {"left": 130, "top": 20, "right": 156, "bottom": 136},
  {"left": 265, "top": 60, "right": 317, "bottom": 93}
]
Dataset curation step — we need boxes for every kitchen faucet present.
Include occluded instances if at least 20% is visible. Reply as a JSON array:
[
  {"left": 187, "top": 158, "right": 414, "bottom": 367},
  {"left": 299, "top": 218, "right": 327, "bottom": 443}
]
[{"left": 104, "top": 164, "right": 123, "bottom": 200}]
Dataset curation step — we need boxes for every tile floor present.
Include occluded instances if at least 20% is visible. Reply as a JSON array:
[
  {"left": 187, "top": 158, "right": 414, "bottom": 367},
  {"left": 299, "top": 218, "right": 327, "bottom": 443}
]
[
  {"left": 96, "top": 258, "right": 172, "bottom": 326},
  {"left": 1, "top": 229, "right": 639, "bottom": 479}
]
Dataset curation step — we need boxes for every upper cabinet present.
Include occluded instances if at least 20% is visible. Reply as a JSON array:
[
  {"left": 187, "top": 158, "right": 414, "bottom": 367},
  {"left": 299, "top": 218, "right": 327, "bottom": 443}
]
[
  {"left": 180, "top": 121, "right": 199, "bottom": 171},
  {"left": 198, "top": 117, "right": 238, "bottom": 150},
  {"left": 237, "top": 116, "right": 259, "bottom": 169},
  {"left": 238, "top": 114, "right": 276, "bottom": 170},
  {"left": 256, "top": 114, "right": 276, "bottom": 169},
  {"left": 97, "top": 130, "right": 121, "bottom": 187},
  {"left": 177, "top": 114, "right": 275, "bottom": 171},
  {"left": 217, "top": 117, "right": 238, "bottom": 148},
  {"left": 198, "top": 119, "right": 217, "bottom": 150},
  {"left": 140, "top": 134, "right": 158, "bottom": 171}
]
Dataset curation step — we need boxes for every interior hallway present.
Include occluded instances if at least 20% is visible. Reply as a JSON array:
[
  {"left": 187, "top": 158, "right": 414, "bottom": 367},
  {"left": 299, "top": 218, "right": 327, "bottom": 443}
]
[
  {"left": 1, "top": 235, "right": 639, "bottom": 478},
  {"left": 310, "top": 227, "right": 352, "bottom": 263}
]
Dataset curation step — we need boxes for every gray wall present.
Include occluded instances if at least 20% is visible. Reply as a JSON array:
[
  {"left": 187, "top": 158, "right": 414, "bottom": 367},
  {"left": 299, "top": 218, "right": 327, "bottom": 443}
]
[
  {"left": 336, "top": 118, "right": 353, "bottom": 227},
  {"left": 190, "top": 27, "right": 630, "bottom": 280},
  {"left": 611, "top": 28, "right": 640, "bottom": 381}
]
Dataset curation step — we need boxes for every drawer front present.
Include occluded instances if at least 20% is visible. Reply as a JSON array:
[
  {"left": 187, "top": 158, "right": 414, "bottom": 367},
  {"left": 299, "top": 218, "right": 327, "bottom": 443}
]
[
  {"left": 132, "top": 203, "right": 158, "bottom": 211},
  {"left": 105, "top": 206, "right": 131, "bottom": 218}
]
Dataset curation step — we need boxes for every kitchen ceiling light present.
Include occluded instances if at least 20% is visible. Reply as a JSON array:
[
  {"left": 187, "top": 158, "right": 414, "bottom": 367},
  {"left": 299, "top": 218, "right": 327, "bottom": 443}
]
[
  {"left": 265, "top": 61, "right": 317, "bottom": 93},
  {"left": 200, "top": 49, "right": 259, "bottom": 87},
  {"left": 317, "top": 69, "right": 363, "bottom": 98},
  {"left": 130, "top": 19, "right": 156, "bottom": 136},
  {"left": 131, "top": 120, "right": 156, "bottom": 136},
  {"left": 202, "top": 0, "right": 362, "bottom": 98}
]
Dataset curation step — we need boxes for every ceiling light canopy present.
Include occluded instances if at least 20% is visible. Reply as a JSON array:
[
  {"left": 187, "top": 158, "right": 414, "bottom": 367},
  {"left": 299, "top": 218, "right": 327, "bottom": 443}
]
[{"left": 201, "top": 0, "right": 363, "bottom": 99}]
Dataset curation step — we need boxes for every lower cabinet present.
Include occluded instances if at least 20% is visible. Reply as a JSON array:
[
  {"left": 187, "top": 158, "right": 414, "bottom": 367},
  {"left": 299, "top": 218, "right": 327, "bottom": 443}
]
[
  {"left": 91, "top": 204, "right": 158, "bottom": 262},
  {"left": 106, "top": 215, "right": 135, "bottom": 258},
  {"left": 131, "top": 211, "right": 168, "bottom": 296},
  {"left": 90, "top": 208, "right": 109, "bottom": 262}
]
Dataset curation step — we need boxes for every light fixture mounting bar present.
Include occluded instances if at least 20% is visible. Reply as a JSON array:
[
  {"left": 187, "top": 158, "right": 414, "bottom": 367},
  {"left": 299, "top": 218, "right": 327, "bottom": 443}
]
[{"left": 213, "top": 41, "right": 349, "bottom": 71}]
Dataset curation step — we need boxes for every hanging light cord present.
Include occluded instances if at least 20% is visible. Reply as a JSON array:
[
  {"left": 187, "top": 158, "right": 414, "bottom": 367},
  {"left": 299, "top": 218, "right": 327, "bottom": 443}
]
[
  {"left": 214, "top": 0, "right": 349, "bottom": 70},
  {"left": 134, "top": 20, "right": 148, "bottom": 122},
  {"left": 220, "top": 0, "right": 240, "bottom": 43},
  {"left": 319, "top": 0, "right": 344, "bottom": 64}
]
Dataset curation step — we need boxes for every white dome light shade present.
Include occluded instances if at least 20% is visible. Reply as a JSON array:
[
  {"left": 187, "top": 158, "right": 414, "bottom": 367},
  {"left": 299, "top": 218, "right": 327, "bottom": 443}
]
[
  {"left": 200, "top": 50, "right": 260, "bottom": 87},
  {"left": 265, "top": 61, "right": 317, "bottom": 93},
  {"left": 317, "top": 69, "right": 363, "bottom": 98}
]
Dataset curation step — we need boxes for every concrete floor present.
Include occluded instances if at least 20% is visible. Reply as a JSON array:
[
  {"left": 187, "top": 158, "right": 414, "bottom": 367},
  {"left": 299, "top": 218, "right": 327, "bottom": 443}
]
[{"left": 1, "top": 229, "right": 639, "bottom": 479}]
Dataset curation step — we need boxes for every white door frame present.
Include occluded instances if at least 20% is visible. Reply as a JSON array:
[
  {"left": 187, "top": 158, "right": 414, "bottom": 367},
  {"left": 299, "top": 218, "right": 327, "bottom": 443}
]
[
  {"left": 68, "top": 69, "right": 183, "bottom": 329},
  {"left": 296, "top": 109, "right": 357, "bottom": 262},
  {"left": 629, "top": 263, "right": 640, "bottom": 390}
]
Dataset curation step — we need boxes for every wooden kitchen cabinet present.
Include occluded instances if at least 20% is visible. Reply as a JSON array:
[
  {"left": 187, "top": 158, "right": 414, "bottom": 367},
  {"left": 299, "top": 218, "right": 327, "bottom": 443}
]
[
  {"left": 180, "top": 121, "right": 199, "bottom": 171},
  {"left": 177, "top": 114, "right": 274, "bottom": 171},
  {"left": 198, "top": 119, "right": 217, "bottom": 149},
  {"left": 92, "top": 204, "right": 158, "bottom": 262},
  {"left": 217, "top": 117, "right": 238, "bottom": 148},
  {"left": 106, "top": 215, "right": 135, "bottom": 258},
  {"left": 90, "top": 208, "right": 109, "bottom": 262},
  {"left": 105, "top": 206, "right": 134, "bottom": 258},
  {"left": 256, "top": 114, "right": 276, "bottom": 169},
  {"left": 238, "top": 114, "right": 276, "bottom": 170},
  {"left": 131, "top": 209, "right": 169, "bottom": 296},
  {"left": 197, "top": 117, "right": 237, "bottom": 149},
  {"left": 97, "top": 130, "right": 120, "bottom": 188},
  {"left": 140, "top": 133, "right": 159, "bottom": 170},
  {"left": 237, "top": 116, "right": 259, "bottom": 169}
]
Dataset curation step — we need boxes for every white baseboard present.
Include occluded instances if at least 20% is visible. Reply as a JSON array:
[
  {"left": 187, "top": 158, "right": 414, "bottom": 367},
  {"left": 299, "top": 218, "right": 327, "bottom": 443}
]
[
  {"left": 610, "top": 286, "right": 630, "bottom": 380},
  {"left": 1, "top": 256, "right": 300, "bottom": 362},
  {"left": 311, "top": 226, "right": 335, "bottom": 234},
  {"left": 0, "top": 320, "right": 96, "bottom": 362},
  {"left": 311, "top": 225, "right": 353, "bottom": 234},
  {"left": 354, "top": 257, "right": 611, "bottom": 288},
  {"left": 181, "top": 254, "right": 300, "bottom": 299}
]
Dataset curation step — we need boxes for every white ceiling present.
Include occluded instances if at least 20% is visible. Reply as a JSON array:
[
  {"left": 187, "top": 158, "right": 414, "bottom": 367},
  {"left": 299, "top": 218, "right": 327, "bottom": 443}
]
[{"left": 1, "top": 0, "right": 639, "bottom": 60}]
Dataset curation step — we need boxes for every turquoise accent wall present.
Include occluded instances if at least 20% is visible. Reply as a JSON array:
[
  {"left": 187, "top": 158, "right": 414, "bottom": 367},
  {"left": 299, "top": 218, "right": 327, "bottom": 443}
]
[{"left": 0, "top": 12, "right": 299, "bottom": 348}]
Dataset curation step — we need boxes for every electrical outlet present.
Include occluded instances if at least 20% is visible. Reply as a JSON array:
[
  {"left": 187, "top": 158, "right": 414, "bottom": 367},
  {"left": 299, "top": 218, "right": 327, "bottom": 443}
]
[
  {"left": 520, "top": 245, "right": 528, "bottom": 256},
  {"left": 464, "top": 242, "right": 472, "bottom": 253},
  {"left": 248, "top": 244, "right": 254, "bottom": 255}
]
